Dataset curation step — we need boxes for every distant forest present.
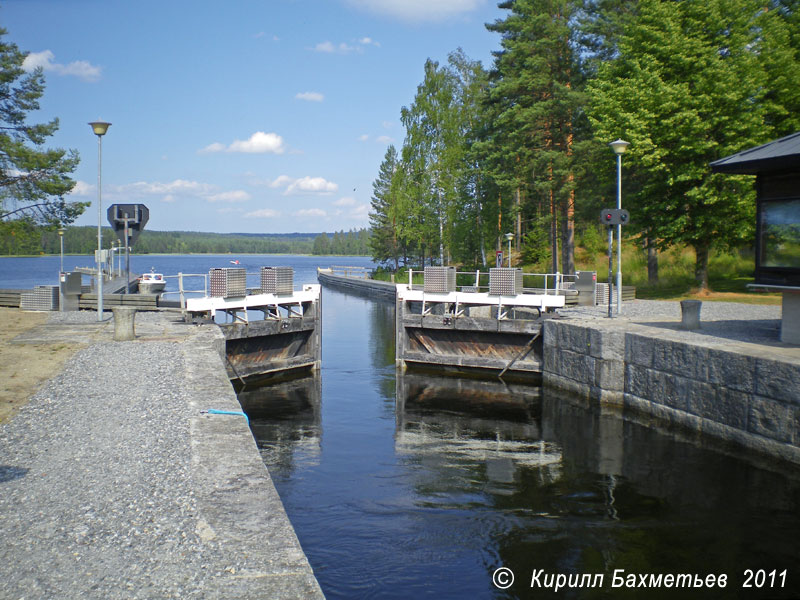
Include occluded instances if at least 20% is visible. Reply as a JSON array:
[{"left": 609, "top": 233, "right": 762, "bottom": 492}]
[{"left": 0, "top": 223, "right": 370, "bottom": 256}]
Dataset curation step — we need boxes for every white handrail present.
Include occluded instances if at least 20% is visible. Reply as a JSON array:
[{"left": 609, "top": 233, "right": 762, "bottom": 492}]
[{"left": 162, "top": 273, "right": 208, "bottom": 308}]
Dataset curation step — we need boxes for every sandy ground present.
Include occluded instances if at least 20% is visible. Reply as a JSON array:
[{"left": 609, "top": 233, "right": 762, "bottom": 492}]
[{"left": 0, "top": 307, "right": 85, "bottom": 424}]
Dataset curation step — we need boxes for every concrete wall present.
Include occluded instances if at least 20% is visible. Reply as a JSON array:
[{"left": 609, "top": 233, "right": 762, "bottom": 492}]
[
  {"left": 183, "top": 324, "right": 326, "bottom": 598},
  {"left": 543, "top": 319, "right": 800, "bottom": 464},
  {"left": 317, "top": 270, "right": 396, "bottom": 300}
]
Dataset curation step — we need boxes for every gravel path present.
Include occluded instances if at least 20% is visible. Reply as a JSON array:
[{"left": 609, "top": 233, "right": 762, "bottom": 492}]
[
  {"left": 0, "top": 311, "right": 323, "bottom": 599},
  {"left": 0, "top": 338, "right": 213, "bottom": 598}
]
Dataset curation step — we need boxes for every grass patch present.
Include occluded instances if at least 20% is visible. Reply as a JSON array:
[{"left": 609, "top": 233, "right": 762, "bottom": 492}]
[{"left": 530, "top": 243, "right": 780, "bottom": 304}]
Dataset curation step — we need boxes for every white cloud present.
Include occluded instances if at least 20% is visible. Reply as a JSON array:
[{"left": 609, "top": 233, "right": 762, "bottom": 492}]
[
  {"left": 269, "top": 175, "right": 294, "bottom": 189},
  {"left": 346, "top": 0, "right": 485, "bottom": 22},
  {"left": 267, "top": 175, "right": 338, "bottom": 195},
  {"left": 313, "top": 41, "right": 338, "bottom": 53},
  {"left": 117, "top": 179, "right": 216, "bottom": 196},
  {"left": 229, "top": 132, "right": 286, "bottom": 154},
  {"left": 22, "top": 50, "right": 101, "bottom": 82},
  {"left": 207, "top": 190, "right": 251, "bottom": 203},
  {"left": 295, "top": 208, "right": 327, "bottom": 218},
  {"left": 286, "top": 176, "right": 338, "bottom": 195},
  {"left": 358, "top": 134, "right": 370, "bottom": 142},
  {"left": 295, "top": 91, "right": 324, "bottom": 102},
  {"left": 200, "top": 142, "right": 226, "bottom": 153},
  {"left": 245, "top": 208, "right": 281, "bottom": 218},
  {"left": 321, "top": 41, "right": 356, "bottom": 53},
  {"left": 86, "top": 178, "right": 252, "bottom": 206},
  {"left": 350, "top": 203, "right": 370, "bottom": 219},
  {"left": 376, "top": 135, "right": 394, "bottom": 144},
  {"left": 312, "top": 37, "right": 377, "bottom": 54},
  {"left": 334, "top": 197, "right": 356, "bottom": 207},
  {"left": 68, "top": 180, "right": 94, "bottom": 196},
  {"left": 201, "top": 131, "right": 286, "bottom": 154}
]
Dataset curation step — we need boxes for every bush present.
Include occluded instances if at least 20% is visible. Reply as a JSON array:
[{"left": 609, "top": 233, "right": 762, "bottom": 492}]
[{"left": 579, "top": 224, "right": 605, "bottom": 256}]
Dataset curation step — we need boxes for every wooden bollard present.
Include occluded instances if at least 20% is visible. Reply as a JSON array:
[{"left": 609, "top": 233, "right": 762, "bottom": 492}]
[{"left": 113, "top": 306, "right": 137, "bottom": 341}]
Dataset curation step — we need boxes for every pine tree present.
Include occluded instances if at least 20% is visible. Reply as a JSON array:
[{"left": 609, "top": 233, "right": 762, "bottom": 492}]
[
  {"left": 586, "top": 0, "right": 795, "bottom": 289},
  {"left": 484, "top": 0, "right": 584, "bottom": 274},
  {"left": 0, "top": 28, "right": 84, "bottom": 227},
  {"left": 368, "top": 145, "right": 400, "bottom": 268}
]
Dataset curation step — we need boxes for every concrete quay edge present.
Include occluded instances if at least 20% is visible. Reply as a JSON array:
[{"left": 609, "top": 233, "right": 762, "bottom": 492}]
[
  {"left": 543, "top": 315, "right": 800, "bottom": 465},
  {"left": 183, "top": 323, "right": 325, "bottom": 599}
]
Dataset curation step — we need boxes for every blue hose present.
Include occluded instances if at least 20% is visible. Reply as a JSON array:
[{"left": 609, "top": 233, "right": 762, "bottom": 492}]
[{"left": 203, "top": 409, "right": 250, "bottom": 426}]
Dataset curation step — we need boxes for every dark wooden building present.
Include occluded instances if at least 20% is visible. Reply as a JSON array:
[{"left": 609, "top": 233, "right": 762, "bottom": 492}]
[{"left": 711, "top": 131, "right": 800, "bottom": 343}]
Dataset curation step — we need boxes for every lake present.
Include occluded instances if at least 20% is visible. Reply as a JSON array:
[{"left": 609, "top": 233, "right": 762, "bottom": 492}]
[
  {"left": 0, "top": 253, "right": 375, "bottom": 295},
  {"left": 2, "top": 254, "right": 799, "bottom": 599}
]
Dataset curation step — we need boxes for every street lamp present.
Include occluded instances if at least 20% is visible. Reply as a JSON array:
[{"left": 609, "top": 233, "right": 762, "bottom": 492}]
[
  {"left": 505, "top": 232, "right": 514, "bottom": 268},
  {"left": 89, "top": 120, "right": 111, "bottom": 320},
  {"left": 609, "top": 139, "right": 629, "bottom": 315},
  {"left": 57, "top": 227, "right": 65, "bottom": 274}
]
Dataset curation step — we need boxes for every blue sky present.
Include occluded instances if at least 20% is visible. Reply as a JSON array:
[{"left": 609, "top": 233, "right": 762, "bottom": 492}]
[{"left": 3, "top": 0, "right": 505, "bottom": 234}]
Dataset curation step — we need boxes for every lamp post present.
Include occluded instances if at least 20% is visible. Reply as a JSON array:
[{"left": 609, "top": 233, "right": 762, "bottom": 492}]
[
  {"left": 609, "top": 139, "right": 629, "bottom": 315},
  {"left": 505, "top": 232, "right": 514, "bottom": 267},
  {"left": 89, "top": 121, "right": 111, "bottom": 321},
  {"left": 57, "top": 227, "right": 65, "bottom": 274}
]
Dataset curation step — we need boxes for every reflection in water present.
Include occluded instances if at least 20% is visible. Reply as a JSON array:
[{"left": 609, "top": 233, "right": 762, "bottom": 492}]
[
  {"left": 243, "top": 373, "right": 322, "bottom": 469},
  {"left": 245, "top": 288, "right": 800, "bottom": 600},
  {"left": 396, "top": 373, "right": 562, "bottom": 495}
]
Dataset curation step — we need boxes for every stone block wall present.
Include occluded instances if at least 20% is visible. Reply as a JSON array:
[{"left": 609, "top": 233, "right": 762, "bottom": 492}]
[
  {"left": 543, "top": 320, "right": 625, "bottom": 405},
  {"left": 543, "top": 319, "right": 800, "bottom": 463}
]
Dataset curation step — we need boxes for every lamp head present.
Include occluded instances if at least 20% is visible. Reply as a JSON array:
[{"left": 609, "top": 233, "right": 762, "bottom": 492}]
[
  {"left": 57, "top": 227, "right": 65, "bottom": 237},
  {"left": 89, "top": 121, "right": 111, "bottom": 136},
  {"left": 505, "top": 232, "right": 514, "bottom": 242},
  {"left": 609, "top": 139, "right": 630, "bottom": 155}
]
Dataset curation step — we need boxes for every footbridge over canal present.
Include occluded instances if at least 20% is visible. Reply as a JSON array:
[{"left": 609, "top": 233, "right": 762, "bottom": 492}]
[
  {"left": 395, "top": 279, "right": 566, "bottom": 381},
  {"left": 319, "top": 265, "right": 574, "bottom": 381},
  {"left": 184, "top": 268, "right": 321, "bottom": 384}
]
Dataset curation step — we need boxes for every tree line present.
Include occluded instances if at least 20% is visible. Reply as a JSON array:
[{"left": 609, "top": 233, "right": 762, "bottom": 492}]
[
  {"left": 1, "top": 225, "right": 370, "bottom": 256},
  {"left": 368, "top": 0, "right": 800, "bottom": 289}
]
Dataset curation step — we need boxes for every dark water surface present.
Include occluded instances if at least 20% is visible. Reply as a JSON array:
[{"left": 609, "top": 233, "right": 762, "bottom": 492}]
[{"left": 249, "top": 287, "right": 800, "bottom": 600}]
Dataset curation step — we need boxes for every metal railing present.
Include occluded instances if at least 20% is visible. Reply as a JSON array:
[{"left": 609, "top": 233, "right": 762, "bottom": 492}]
[
  {"left": 407, "top": 269, "right": 576, "bottom": 295},
  {"left": 329, "top": 265, "right": 369, "bottom": 279},
  {"left": 160, "top": 273, "right": 208, "bottom": 309}
]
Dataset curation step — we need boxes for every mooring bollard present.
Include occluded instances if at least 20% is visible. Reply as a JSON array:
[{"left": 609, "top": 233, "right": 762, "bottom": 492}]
[
  {"left": 680, "top": 299, "right": 702, "bottom": 330},
  {"left": 113, "top": 306, "right": 137, "bottom": 341}
]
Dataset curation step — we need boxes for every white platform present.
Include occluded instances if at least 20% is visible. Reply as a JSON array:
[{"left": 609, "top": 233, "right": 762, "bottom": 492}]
[
  {"left": 396, "top": 283, "right": 565, "bottom": 319},
  {"left": 185, "top": 284, "right": 320, "bottom": 320}
]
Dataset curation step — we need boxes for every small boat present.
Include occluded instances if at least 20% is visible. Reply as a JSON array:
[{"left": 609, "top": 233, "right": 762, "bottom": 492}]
[
  {"left": 230, "top": 259, "right": 241, "bottom": 265},
  {"left": 139, "top": 270, "right": 166, "bottom": 294}
]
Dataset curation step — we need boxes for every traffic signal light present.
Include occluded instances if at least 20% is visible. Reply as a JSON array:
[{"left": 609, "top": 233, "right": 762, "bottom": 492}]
[{"left": 600, "top": 208, "right": 630, "bottom": 226}]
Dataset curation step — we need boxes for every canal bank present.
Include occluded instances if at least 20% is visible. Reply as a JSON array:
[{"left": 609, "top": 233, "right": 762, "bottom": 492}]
[
  {"left": 317, "top": 267, "right": 396, "bottom": 300},
  {"left": 543, "top": 302, "right": 800, "bottom": 464},
  {"left": 0, "top": 310, "right": 323, "bottom": 599}
]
